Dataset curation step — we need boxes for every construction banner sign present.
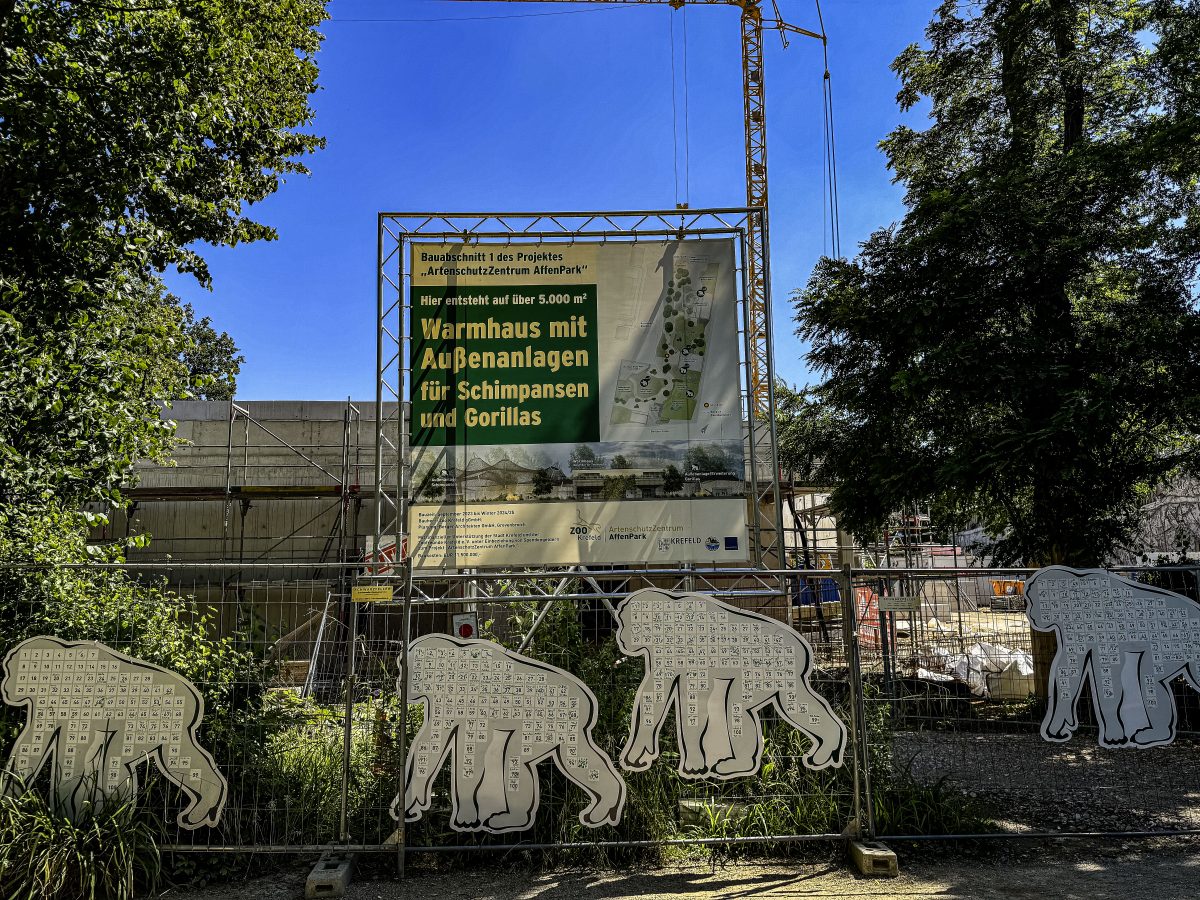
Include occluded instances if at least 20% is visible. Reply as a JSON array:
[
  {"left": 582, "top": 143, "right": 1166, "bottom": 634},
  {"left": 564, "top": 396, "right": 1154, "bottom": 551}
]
[{"left": 408, "top": 239, "right": 748, "bottom": 567}]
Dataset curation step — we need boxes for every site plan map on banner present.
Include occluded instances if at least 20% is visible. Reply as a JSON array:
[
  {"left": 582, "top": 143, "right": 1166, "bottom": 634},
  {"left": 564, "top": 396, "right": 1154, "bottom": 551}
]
[{"left": 408, "top": 239, "right": 748, "bottom": 568}]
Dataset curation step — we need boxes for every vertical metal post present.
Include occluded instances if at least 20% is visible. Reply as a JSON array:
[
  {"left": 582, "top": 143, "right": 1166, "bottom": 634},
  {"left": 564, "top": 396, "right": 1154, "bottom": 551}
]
[
  {"left": 737, "top": 229, "right": 761, "bottom": 567},
  {"left": 740, "top": 5, "right": 770, "bottom": 416},
  {"left": 221, "top": 401, "right": 235, "bottom": 566},
  {"left": 839, "top": 563, "right": 874, "bottom": 838},
  {"left": 397, "top": 559, "right": 412, "bottom": 879},
  {"left": 395, "top": 227, "right": 412, "bottom": 880},
  {"left": 951, "top": 531, "right": 967, "bottom": 655},
  {"left": 759, "top": 211, "right": 783, "bottom": 563},
  {"left": 340, "top": 588, "right": 357, "bottom": 843},
  {"left": 878, "top": 605, "right": 892, "bottom": 696},
  {"left": 374, "top": 217, "right": 387, "bottom": 561}
]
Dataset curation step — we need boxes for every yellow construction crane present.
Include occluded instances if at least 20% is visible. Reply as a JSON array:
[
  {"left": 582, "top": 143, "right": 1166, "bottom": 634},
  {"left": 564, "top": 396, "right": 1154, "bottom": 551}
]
[{"left": 448, "top": 0, "right": 826, "bottom": 419}]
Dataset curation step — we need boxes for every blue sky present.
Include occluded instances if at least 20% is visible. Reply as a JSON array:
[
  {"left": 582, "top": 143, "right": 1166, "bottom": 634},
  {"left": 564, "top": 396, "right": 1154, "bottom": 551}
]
[{"left": 166, "top": 0, "right": 935, "bottom": 399}]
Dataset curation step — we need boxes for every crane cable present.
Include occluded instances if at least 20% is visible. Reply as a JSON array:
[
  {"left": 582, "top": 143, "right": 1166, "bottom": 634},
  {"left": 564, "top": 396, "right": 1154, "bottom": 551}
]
[
  {"left": 682, "top": 6, "right": 692, "bottom": 208},
  {"left": 814, "top": 0, "right": 842, "bottom": 259},
  {"left": 669, "top": 12, "right": 681, "bottom": 208},
  {"left": 668, "top": 8, "right": 693, "bottom": 209}
]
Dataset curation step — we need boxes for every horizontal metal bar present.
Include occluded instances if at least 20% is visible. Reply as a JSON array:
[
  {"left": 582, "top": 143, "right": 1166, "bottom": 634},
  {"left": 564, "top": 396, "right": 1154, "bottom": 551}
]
[
  {"left": 380, "top": 206, "right": 762, "bottom": 219},
  {"left": 400, "top": 590, "right": 786, "bottom": 605},
  {"left": 393, "top": 228, "right": 748, "bottom": 241},
  {"left": 160, "top": 844, "right": 393, "bottom": 853},
  {"left": 163, "top": 831, "right": 844, "bottom": 854},
  {"left": 401, "top": 832, "right": 847, "bottom": 853},
  {"left": 11, "top": 562, "right": 1189, "bottom": 581},
  {"left": 409, "top": 567, "right": 815, "bottom": 580},
  {"left": 880, "top": 829, "right": 1200, "bottom": 842}
]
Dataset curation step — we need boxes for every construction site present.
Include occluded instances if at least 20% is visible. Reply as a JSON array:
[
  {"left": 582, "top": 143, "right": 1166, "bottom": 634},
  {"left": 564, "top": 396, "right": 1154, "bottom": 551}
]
[{"left": 17, "top": 0, "right": 1197, "bottom": 890}]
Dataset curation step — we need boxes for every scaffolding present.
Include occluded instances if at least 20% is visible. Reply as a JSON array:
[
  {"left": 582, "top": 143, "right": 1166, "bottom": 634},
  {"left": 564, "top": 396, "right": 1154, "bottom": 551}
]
[
  {"left": 93, "top": 399, "right": 374, "bottom": 697},
  {"left": 374, "top": 208, "right": 788, "bottom": 626},
  {"left": 107, "top": 399, "right": 369, "bottom": 568}
]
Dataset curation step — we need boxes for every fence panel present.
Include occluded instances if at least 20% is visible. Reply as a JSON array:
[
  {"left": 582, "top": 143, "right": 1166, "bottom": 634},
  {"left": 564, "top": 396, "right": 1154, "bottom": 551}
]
[
  {"left": 2, "top": 561, "right": 1198, "bottom": 857},
  {"left": 856, "top": 565, "right": 1200, "bottom": 840},
  {"left": 387, "top": 570, "right": 862, "bottom": 855}
]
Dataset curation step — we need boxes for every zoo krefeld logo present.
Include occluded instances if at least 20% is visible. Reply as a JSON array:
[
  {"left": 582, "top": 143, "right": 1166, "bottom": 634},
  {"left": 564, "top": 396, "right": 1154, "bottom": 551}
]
[
  {"left": 573, "top": 509, "right": 602, "bottom": 537},
  {"left": 705, "top": 537, "right": 720, "bottom": 552}
]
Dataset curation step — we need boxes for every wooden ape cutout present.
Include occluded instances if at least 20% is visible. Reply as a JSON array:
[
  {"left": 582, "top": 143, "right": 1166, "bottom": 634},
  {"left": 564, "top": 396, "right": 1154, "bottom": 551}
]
[
  {"left": 615, "top": 589, "right": 847, "bottom": 778},
  {"left": 1027, "top": 566, "right": 1200, "bottom": 748},
  {"left": 1, "top": 637, "right": 227, "bottom": 828},
  {"left": 395, "top": 635, "right": 625, "bottom": 834}
]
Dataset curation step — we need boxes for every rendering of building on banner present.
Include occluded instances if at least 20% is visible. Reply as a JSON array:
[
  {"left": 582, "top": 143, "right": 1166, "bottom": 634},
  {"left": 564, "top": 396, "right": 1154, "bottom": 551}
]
[{"left": 408, "top": 239, "right": 750, "bottom": 568}]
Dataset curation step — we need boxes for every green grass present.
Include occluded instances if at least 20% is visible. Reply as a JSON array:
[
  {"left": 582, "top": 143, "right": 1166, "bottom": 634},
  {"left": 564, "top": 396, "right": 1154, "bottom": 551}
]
[{"left": 0, "top": 789, "right": 162, "bottom": 900}]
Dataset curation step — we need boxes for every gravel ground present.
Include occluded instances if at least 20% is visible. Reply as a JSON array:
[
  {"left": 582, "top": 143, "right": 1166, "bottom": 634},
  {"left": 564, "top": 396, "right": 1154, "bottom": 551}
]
[
  {"left": 156, "top": 837, "right": 1200, "bottom": 899},
  {"left": 895, "top": 732, "right": 1200, "bottom": 833}
]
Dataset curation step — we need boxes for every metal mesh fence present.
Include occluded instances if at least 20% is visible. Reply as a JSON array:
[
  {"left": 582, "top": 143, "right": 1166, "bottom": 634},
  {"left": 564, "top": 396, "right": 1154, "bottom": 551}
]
[
  {"left": 855, "top": 565, "right": 1200, "bottom": 840},
  {"left": 1, "top": 561, "right": 1197, "bottom": 858}
]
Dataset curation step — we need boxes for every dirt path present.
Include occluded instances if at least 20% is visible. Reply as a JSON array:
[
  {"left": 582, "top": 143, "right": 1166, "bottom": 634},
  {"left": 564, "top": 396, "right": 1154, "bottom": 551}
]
[{"left": 160, "top": 837, "right": 1200, "bottom": 899}]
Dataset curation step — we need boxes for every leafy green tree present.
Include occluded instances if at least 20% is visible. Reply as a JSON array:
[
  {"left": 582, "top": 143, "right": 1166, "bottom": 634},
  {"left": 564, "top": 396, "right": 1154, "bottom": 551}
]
[
  {"left": 0, "top": 0, "right": 327, "bottom": 520},
  {"left": 775, "top": 382, "right": 842, "bottom": 488},
  {"left": 0, "top": 504, "right": 266, "bottom": 754},
  {"left": 1, "top": 278, "right": 187, "bottom": 515},
  {"left": 611, "top": 454, "right": 630, "bottom": 470},
  {"left": 683, "top": 444, "right": 734, "bottom": 477},
  {"left": 662, "top": 464, "right": 684, "bottom": 496},
  {"left": 180, "top": 304, "right": 244, "bottom": 401},
  {"left": 569, "top": 444, "right": 599, "bottom": 471},
  {"left": 601, "top": 475, "right": 638, "bottom": 501},
  {"left": 795, "top": 0, "right": 1200, "bottom": 571},
  {"left": 532, "top": 467, "right": 554, "bottom": 498}
]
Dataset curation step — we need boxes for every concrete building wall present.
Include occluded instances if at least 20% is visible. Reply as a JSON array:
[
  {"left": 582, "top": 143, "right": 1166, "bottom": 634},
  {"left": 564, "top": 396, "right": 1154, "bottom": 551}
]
[{"left": 95, "top": 400, "right": 392, "bottom": 565}]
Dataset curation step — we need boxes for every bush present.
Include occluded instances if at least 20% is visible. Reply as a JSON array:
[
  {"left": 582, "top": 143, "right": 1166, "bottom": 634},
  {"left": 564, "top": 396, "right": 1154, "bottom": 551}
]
[
  {"left": 0, "top": 790, "right": 162, "bottom": 900},
  {"left": 0, "top": 505, "right": 268, "bottom": 756},
  {"left": 0, "top": 504, "right": 270, "bottom": 891}
]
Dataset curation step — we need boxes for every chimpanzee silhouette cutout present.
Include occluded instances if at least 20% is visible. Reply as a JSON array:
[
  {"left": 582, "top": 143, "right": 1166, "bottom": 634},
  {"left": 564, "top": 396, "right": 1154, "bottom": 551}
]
[
  {"left": 395, "top": 634, "right": 625, "bottom": 834},
  {"left": 1026, "top": 566, "right": 1200, "bottom": 748},
  {"left": 1, "top": 636, "right": 227, "bottom": 828},
  {"left": 615, "top": 589, "right": 847, "bottom": 778}
]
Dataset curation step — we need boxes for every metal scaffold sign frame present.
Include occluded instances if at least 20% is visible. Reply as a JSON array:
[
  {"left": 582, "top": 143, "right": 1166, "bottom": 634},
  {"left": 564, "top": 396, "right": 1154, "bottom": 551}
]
[{"left": 374, "top": 208, "right": 784, "bottom": 600}]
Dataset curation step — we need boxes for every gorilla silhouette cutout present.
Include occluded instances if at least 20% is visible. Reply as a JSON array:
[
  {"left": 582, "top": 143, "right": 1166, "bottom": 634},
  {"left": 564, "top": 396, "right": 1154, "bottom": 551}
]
[
  {"left": 1026, "top": 566, "right": 1200, "bottom": 748},
  {"left": 615, "top": 589, "right": 847, "bottom": 778},
  {"left": 1, "top": 637, "right": 227, "bottom": 828},
  {"left": 395, "top": 634, "right": 625, "bottom": 834}
]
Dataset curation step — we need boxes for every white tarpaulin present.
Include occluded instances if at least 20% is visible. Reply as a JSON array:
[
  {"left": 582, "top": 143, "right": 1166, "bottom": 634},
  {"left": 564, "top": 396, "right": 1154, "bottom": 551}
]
[{"left": 926, "top": 641, "right": 1034, "bottom": 700}]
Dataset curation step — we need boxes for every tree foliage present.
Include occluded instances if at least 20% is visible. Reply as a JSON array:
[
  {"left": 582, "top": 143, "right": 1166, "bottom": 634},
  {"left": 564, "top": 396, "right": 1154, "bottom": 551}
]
[
  {"left": 774, "top": 382, "right": 842, "bottom": 487},
  {"left": 180, "top": 303, "right": 243, "bottom": 401},
  {"left": 662, "top": 464, "right": 684, "bottom": 496},
  {"left": 1, "top": 279, "right": 185, "bottom": 514},
  {"left": 569, "top": 444, "right": 599, "bottom": 471},
  {"left": 683, "top": 444, "right": 735, "bottom": 477},
  {"left": 0, "top": 504, "right": 265, "bottom": 752},
  {"left": 0, "top": 0, "right": 326, "bottom": 519},
  {"left": 794, "top": 0, "right": 1200, "bottom": 567},
  {"left": 532, "top": 467, "right": 554, "bottom": 497}
]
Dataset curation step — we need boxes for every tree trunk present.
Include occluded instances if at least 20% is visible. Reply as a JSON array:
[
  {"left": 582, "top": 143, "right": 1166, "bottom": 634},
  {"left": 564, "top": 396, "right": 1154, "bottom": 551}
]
[{"left": 1032, "top": 628, "right": 1057, "bottom": 705}]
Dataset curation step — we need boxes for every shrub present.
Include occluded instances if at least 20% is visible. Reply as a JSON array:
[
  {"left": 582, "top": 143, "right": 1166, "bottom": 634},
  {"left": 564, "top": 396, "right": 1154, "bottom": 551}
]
[
  {"left": 0, "top": 790, "right": 162, "bottom": 900},
  {"left": 0, "top": 506, "right": 268, "bottom": 757}
]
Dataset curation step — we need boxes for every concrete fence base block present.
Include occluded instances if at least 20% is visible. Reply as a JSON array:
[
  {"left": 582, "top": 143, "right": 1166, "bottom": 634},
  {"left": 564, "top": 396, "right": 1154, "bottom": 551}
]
[
  {"left": 848, "top": 839, "right": 899, "bottom": 877},
  {"left": 305, "top": 851, "right": 355, "bottom": 899}
]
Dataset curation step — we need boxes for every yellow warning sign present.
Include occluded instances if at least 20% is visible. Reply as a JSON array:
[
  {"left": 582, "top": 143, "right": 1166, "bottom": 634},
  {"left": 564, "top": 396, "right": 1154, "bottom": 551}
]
[{"left": 351, "top": 585, "right": 395, "bottom": 603}]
